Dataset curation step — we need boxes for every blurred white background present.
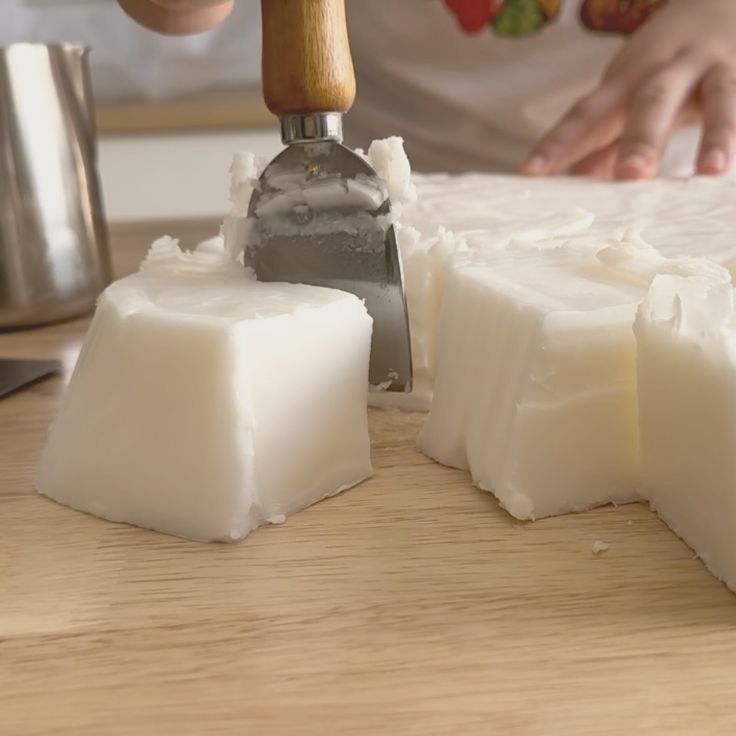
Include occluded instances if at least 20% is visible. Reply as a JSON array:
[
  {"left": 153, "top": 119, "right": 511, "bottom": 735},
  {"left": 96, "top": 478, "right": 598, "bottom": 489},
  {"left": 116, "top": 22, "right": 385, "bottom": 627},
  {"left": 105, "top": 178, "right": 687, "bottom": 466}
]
[
  {"left": 4, "top": 0, "right": 282, "bottom": 221},
  {"left": 4, "top": 0, "right": 262, "bottom": 101}
]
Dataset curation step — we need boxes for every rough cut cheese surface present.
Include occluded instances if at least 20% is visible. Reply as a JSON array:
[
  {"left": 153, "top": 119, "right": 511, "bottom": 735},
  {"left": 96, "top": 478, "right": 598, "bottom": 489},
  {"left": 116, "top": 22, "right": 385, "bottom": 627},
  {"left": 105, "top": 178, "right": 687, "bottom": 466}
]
[
  {"left": 636, "top": 274, "right": 736, "bottom": 590},
  {"left": 417, "top": 240, "right": 729, "bottom": 520},
  {"left": 407, "top": 173, "right": 736, "bottom": 270},
  {"left": 224, "top": 145, "right": 736, "bottom": 415},
  {"left": 36, "top": 134, "right": 736, "bottom": 578},
  {"left": 407, "top": 168, "right": 736, "bottom": 588},
  {"left": 387, "top": 173, "right": 736, "bottom": 411},
  {"left": 36, "top": 238, "right": 373, "bottom": 542}
]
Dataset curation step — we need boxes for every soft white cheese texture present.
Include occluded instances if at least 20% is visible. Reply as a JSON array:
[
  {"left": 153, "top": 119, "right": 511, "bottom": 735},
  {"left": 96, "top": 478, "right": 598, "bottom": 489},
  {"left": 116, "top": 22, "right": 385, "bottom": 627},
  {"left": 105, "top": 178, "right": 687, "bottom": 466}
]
[
  {"left": 38, "top": 131, "right": 736, "bottom": 578},
  {"left": 417, "top": 240, "right": 729, "bottom": 520},
  {"left": 636, "top": 273, "right": 736, "bottom": 590},
  {"left": 36, "top": 237, "right": 373, "bottom": 542},
  {"left": 396, "top": 173, "right": 736, "bottom": 409},
  {"left": 406, "top": 174, "right": 736, "bottom": 270},
  {"left": 222, "top": 147, "right": 736, "bottom": 415}
]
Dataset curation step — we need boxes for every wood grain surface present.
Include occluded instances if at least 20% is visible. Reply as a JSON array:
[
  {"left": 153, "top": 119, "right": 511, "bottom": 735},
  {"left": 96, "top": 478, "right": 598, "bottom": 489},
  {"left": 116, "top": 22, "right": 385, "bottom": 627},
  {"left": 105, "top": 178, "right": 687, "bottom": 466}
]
[
  {"left": 2, "top": 220, "right": 736, "bottom": 736},
  {"left": 261, "top": 0, "right": 356, "bottom": 115}
]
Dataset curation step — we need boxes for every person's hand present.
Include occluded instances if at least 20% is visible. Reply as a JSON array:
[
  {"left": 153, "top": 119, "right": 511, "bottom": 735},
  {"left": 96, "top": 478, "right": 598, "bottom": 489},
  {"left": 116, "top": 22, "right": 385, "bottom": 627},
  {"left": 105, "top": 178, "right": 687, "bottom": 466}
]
[
  {"left": 523, "top": 0, "right": 736, "bottom": 179},
  {"left": 118, "top": 0, "right": 233, "bottom": 35}
]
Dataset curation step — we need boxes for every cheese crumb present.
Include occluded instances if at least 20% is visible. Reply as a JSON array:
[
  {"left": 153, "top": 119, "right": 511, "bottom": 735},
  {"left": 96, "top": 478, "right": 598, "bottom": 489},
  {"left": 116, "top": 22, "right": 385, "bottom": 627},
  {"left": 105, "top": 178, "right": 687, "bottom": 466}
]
[{"left": 592, "top": 540, "right": 610, "bottom": 555}]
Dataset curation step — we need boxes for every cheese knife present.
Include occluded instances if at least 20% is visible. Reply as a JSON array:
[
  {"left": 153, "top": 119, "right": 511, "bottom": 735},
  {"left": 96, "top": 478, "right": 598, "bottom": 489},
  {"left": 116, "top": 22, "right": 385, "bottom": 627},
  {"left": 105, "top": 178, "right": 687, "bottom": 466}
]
[
  {"left": 246, "top": 0, "right": 413, "bottom": 392},
  {"left": 0, "top": 358, "right": 60, "bottom": 399}
]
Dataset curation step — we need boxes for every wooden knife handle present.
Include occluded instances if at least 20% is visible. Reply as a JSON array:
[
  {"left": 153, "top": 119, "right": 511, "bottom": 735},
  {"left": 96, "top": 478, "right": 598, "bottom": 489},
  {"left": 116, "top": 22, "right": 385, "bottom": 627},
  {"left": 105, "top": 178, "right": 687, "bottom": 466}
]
[{"left": 260, "top": 0, "right": 356, "bottom": 116}]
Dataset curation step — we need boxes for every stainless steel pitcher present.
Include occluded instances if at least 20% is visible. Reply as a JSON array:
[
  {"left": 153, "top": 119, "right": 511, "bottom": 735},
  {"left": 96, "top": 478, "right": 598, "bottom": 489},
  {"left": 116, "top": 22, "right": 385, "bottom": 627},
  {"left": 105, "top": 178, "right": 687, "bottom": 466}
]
[{"left": 0, "top": 43, "right": 111, "bottom": 329}]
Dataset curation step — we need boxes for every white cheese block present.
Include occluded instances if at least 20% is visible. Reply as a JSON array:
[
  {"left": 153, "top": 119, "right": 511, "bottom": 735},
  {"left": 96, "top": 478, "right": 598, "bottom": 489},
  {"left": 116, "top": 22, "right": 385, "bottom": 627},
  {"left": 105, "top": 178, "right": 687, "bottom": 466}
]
[
  {"left": 417, "top": 240, "right": 727, "bottom": 520},
  {"left": 408, "top": 174, "right": 736, "bottom": 271},
  {"left": 635, "top": 273, "right": 736, "bottom": 591},
  {"left": 407, "top": 173, "right": 597, "bottom": 246},
  {"left": 397, "top": 173, "right": 736, "bottom": 411},
  {"left": 36, "top": 237, "right": 373, "bottom": 542}
]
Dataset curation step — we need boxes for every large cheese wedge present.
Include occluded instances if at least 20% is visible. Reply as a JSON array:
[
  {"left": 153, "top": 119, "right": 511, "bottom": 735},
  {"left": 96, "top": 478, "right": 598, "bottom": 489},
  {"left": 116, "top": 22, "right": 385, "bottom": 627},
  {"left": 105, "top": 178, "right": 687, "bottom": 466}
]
[{"left": 36, "top": 237, "right": 373, "bottom": 542}]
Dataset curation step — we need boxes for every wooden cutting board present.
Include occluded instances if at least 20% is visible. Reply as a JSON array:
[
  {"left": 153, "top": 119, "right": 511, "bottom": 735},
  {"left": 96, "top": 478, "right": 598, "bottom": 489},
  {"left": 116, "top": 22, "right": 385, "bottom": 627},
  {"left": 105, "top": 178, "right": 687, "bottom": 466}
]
[{"left": 2, "top": 219, "right": 736, "bottom": 736}]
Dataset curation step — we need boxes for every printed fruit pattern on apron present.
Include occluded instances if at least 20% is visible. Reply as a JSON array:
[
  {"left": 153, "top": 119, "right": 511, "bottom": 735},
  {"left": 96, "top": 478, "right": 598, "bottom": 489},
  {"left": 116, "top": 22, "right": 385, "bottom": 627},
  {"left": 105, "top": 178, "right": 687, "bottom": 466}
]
[
  {"left": 444, "top": 0, "right": 560, "bottom": 36},
  {"left": 444, "top": 0, "right": 667, "bottom": 37},
  {"left": 580, "top": 0, "right": 668, "bottom": 34}
]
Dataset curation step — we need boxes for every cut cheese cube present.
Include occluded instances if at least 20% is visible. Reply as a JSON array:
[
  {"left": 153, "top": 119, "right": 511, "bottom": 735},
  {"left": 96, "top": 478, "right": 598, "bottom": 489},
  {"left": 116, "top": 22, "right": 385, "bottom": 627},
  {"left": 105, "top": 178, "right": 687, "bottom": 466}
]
[
  {"left": 36, "top": 237, "right": 373, "bottom": 542},
  {"left": 635, "top": 273, "right": 736, "bottom": 591},
  {"left": 418, "top": 240, "right": 727, "bottom": 520}
]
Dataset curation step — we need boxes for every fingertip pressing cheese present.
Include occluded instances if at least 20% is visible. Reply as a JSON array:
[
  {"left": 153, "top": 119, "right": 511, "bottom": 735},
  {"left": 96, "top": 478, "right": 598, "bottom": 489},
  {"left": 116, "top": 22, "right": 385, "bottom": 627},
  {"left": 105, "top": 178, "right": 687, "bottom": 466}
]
[{"left": 36, "top": 237, "right": 373, "bottom": 542}]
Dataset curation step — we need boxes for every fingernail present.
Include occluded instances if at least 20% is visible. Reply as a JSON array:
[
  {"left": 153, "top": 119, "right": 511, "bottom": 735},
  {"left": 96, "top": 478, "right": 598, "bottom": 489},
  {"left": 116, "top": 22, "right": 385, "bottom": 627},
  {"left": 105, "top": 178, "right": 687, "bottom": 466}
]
[
  {"left": 619, "top": 154, "right": 650, "bottom": 173},
  {"left": 701, "top": 148, "right": 728, "bottom": 172},
  {"left": 523, "top": 154, "right": 548, "bottom": 176}
]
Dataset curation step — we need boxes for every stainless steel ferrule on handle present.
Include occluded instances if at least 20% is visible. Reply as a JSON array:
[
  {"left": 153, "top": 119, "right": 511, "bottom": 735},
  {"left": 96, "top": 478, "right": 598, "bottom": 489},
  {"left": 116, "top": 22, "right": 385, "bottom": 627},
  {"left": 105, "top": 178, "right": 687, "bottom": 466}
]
[{"left": 279, "top": 113, "right": 344, "bottom": 145}]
